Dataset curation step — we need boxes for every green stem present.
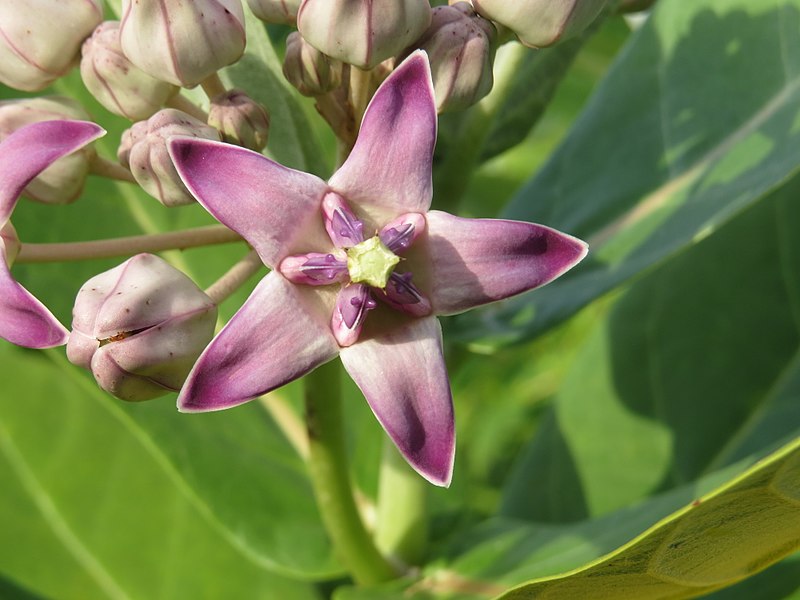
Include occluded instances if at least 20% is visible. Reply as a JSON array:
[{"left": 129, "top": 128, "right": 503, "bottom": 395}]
[
  {"left": 375, "top": 438, "right": 428, "bottom": 567},
  {"left": 304, "top": 360, "right": 397, "bottom": 585},
  {"left": 15, "top": 225, "right": 243, "bottom": 264},
  {"left": 433, "top": 42, "right": 528, "bottom": 214}
]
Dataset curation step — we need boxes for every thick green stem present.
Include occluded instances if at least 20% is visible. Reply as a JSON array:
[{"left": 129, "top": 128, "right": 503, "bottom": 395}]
[
  {"left": 304, "top": 360, "right": 397, "bottom": 585},
  {"left": 375, "top": 438, "right": 428, "bottom": 567}
]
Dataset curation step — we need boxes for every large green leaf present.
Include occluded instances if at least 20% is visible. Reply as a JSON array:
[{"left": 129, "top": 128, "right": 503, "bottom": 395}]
[
  {"left": 501, "top": 176, "right": 800, "bottom": 521},
  {"left": 0, "top": 346, "right": 324, "bottom": 599},
  {"left": 496, "top": 437, "right": 800, "bottom": 599},
  {"left": 334, "top": 437, "right": 800, "bottom": 600},
  {"left": 450, "top": 0, "right": 800, "bottom": 347}
]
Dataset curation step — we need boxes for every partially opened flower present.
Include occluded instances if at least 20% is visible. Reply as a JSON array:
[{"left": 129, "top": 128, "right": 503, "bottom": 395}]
[
  {"left": 0, "top": 120, "right": 105, "bottom": 348},
  {"left": 169, "top": 52, "right": 587, "bottom": 486}
]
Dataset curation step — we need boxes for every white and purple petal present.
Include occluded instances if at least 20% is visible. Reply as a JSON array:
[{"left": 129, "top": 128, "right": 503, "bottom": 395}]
[
  {"left": 178, "top": 272, "right": 339, "bottom": 412},
  {"left": 169, "top": 138, "right": 331, "bottom": 267},
  {"left": 0, "top": 241, "right": 69, "bottom": 348},
  {"left": 328, "top": 51, "right": 437, "bottom": 222},
  {"left": 423, "top": 210, "right": 588, "bottom": 315},
  {"left": 340, "top": 316, "right": 455, "bottom": 487},
  {"left": 0, "top": 120, "right": 104, "bottom": 225}
]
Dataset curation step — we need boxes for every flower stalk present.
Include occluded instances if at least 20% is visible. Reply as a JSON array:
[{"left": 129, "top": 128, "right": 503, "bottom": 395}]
[
  {"left": 304, "top": 359, "right": 398, "bottom": 585},
  {"left": 15, "top": 225, "right": 242, "bottom": 264},
  {"left": 204, "top": 249, "right": 264, "bottom": 304}
]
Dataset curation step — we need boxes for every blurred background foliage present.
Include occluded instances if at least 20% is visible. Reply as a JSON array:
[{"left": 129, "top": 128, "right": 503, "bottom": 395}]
[{"left": 1, "top": 0, "right": 799, "bottom": 598}]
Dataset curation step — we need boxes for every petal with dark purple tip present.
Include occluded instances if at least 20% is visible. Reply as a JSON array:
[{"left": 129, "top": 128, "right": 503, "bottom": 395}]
[
  {"left": 0, "top": 120, "right": 105, "bottom": 225},
  {"left": 340, "top": 316, "right": 454, "bottom": 487},
  {"left": 178, "top": 272, "right": 339, "bottom": 412},
  {"left": 424, "top": 210, "right": 588, "bottom": 315},
  {"left": 328, "top": 52, "right": 436, "bottom": 221},
  {"left": 0, "top": 241, "right": 68, "bottom": 348},
  {"left": 169, "top": 138, "right": 330, "bottom": 268}
]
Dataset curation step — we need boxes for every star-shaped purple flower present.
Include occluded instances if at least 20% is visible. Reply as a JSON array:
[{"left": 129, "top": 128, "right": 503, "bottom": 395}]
[
  {"left": 0, "top": 120, "right": 104, "bottom": 348},
  {"left": 169, "top": 52, "right": 587, "bottom": 486}
]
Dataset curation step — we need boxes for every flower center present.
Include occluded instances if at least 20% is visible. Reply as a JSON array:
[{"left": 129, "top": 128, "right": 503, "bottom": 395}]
[{"left": 346, "top": 236, "right": 400, "bottom": 289}]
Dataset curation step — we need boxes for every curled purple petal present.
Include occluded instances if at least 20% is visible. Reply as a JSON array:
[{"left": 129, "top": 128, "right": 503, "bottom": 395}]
[
  {"left": 0, "top": 120, "right": 105, "bottom": 225},
  {"left": 331, "top": 283, "right": 376, "bottom": 347},
  {"left": 328, "top": 51, "right": 437, "bottom": 222},
  {"left": 340, "top": 316, "right": 454, "bottom": 487},
  {"left": 279, "top": 252, "right": 349, "bottom": 286},
  {"left": 379, "top": 212, "right": 426, "bottom": 254},
  {"left": 169, "top": 137, "right": 331, "bottom": 267},
  {"left": 0, "top": 242, "right": 68, "bottom": 348},
  {"left": 178, "top": 272, "right": 339, "bottom": 412},
  {"left": 424, "top": 210, "right": 588, "bottom": 315},
  {"left": 378, "top": 271, "right": 432, "bottom": 317},
  {"left": 321, "top": 191, "right": 364, "bottom": 248}
]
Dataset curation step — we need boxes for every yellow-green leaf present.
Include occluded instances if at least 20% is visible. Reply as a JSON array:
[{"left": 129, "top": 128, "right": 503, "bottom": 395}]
[{"left": 497, "top": 437, "right": 800, "bottom": 599}]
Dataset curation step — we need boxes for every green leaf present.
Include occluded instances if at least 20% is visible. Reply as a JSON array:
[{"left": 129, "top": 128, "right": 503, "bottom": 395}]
[
  {"left": 478, "top": 12, "right": 628, "bottom": 162},
  {"left": 451, "top": 0, "right": 800, "bottom": 347},
  {"left": 0, "top": 345, "right": 329, "bottom": 598},
  {"left": 501, "top": 177, "right": 800, "bottom": 521},
  {"left": 334, "top": 437, "right": 800, "bottom": 600},
  {"left": 495, "top": 437, "right": 800, "bottom": 599}
]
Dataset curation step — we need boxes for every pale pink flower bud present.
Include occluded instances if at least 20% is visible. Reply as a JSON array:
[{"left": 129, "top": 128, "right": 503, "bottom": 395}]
[
  {"left": 0, "top": 0, "right": 103, "bottom": 92},
  {"left": 207, "top": 90, "right": 270, "bottom": 151},
  {"left": 67, "top": 254, "right": 218, "bottom": 402},
  {"left": 413, "top": 2, "right": 496, "bottom": 112},
  {"left": 472, "top": 0, "right": 609, "bottom": 47},
  {"left": 119, "top": 0, "right": 246, "bottom": 87},
  {"left": 121, "top": 109, "right": 221, "bottom": 207},
  {"left": 246, "top": 0, "right": 300, "bottom": 25},
  {"left": 297, "top": 0, "right": 432, "bottom": 70},
  {"left": 0, "top": 97, "right": 96, "bottom": 205},
  {"left": 81, "top": 21, "right": 179, "bottom": 121},
  {"left": 282, "top": 32, "right": 343, "bottom": 97}
]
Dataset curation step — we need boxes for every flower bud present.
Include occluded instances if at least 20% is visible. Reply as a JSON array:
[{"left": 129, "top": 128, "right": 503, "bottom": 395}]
[
  {"left": 0, "top": 1, "right": 103, "bottom": 92},
  {"left": 119, "top": 0, "right": 246, "bottom": 87},
  {"left": 1, "top": 223, "right": 20, "bottom": 267},
  {"left": 0, "top": 97, "right": 96, "bottom": 205},
  {"left": 207, "top": 90, "right": 270, "bottom": 151},
  {"left": 120, "top": 109, "right": 221, "bottom": 207},
  {"left": 81, "top": 21, "right": 179, "bottom": 121},
  {"left": 67, "top": 254, "right": 217, "bottom": 402},
  {"left": 297, "top": 0, "right": 432, "bottom": 70},
  {"left": 283, "top": 32, "right": 343, "bottom": 97},
  {"left": 472, "top": 0, "right": 608, "bottom": 47},
  {"left": 246, "top": 0, "right": 300, "bottom": 25},
  {"left": 413, "top": 3, "right": 496, "bottom": 112}
]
